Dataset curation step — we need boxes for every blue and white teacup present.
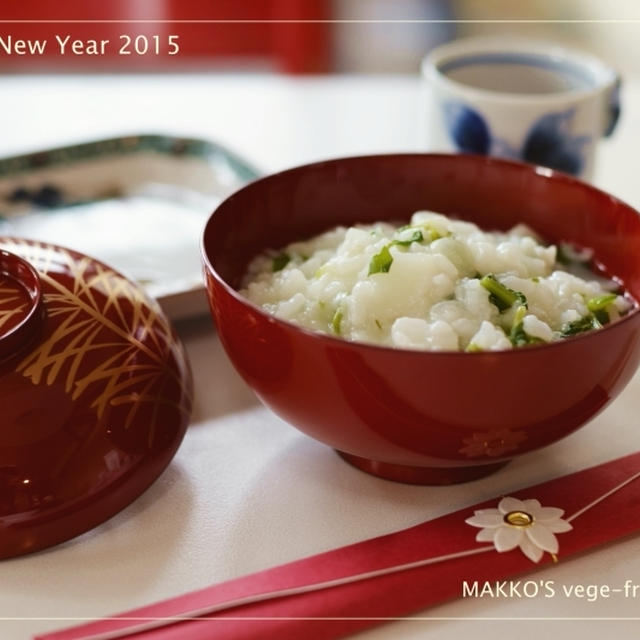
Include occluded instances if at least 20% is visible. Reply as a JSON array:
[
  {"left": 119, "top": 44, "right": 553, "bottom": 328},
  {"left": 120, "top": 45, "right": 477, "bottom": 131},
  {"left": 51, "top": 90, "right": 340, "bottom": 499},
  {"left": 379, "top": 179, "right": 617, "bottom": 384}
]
[{"left": 422, "top": 37, "right": 620, "bottom": 181}]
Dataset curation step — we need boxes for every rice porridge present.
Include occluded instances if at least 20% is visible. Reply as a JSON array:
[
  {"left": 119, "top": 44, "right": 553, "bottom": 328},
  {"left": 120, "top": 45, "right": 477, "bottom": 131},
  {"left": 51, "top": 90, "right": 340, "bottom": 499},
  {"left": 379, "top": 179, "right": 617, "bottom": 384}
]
[{"left": 241, "top": 212, "right": 632, "bottom": 351}]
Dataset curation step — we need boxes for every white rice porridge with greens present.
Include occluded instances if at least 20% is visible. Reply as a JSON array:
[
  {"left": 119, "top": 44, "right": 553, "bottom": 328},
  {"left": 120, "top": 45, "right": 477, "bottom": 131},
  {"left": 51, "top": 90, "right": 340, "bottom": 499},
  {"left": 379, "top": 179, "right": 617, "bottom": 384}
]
[{"left": 241, "top": 211, "right": 632, "bottom": 351}]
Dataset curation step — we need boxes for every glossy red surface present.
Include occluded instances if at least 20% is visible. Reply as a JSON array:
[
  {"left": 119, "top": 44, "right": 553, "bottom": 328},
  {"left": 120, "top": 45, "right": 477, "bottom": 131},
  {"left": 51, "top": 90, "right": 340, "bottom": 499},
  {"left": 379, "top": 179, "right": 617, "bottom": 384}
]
[
  {"left": 202, "top": 154, "right": 640, "bottom": 484},
  {"left": 0, "top": 239, "right": 193, "bottom": 559}
]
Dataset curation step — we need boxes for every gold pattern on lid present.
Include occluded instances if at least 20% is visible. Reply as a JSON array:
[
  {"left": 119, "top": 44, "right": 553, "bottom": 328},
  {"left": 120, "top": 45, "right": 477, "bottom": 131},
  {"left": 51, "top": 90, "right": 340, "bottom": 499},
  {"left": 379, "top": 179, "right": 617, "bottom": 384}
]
[
  {"left": 0, "top": 281, "right": 29, "bottom": 333},
  {"left": 1, "top": 239, "right": 192, "bottom": 450}
]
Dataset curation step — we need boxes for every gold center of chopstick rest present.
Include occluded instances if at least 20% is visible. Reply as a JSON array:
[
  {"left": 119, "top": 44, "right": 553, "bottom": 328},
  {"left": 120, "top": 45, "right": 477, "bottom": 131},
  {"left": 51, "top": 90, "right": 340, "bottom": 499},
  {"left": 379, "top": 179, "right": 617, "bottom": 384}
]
[
  {"left": 466, "top": 496, "right": 572, "bottom": 562},
  {"left": 504, "top": 510, "right": 534, "bottom": 527}
]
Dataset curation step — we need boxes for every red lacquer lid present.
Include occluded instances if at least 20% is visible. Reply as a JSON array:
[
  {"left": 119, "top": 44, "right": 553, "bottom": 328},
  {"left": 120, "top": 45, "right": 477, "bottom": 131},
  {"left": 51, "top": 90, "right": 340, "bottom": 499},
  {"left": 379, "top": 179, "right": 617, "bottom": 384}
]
[{"left": 0, "top": 238, "right": 193, "bottom": 559}]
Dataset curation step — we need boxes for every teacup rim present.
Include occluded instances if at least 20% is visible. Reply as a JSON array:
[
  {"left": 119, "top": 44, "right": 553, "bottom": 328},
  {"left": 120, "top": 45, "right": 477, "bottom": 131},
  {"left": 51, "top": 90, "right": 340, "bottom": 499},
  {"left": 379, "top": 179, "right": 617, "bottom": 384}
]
[{"left": 422, "top": 36, "right": 618, "bottom": 103}]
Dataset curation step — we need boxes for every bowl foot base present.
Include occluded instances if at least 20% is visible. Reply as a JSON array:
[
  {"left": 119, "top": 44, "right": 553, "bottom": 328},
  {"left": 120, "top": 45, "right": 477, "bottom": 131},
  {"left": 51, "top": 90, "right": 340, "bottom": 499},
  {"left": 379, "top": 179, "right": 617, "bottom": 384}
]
[{"left": 336, "top": 450, "right": 509, "bottom": 485}]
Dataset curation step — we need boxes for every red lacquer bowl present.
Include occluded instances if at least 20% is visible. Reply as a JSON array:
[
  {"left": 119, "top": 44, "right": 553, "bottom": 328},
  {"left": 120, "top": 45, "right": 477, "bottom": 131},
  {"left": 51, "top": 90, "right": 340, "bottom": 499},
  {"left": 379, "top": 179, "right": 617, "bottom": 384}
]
[
  {"left": 0, "top": 238, "right": 193, "bottom": 558},
  {"left": 202, "top": 154, "right": 640, "bottom": 485}
]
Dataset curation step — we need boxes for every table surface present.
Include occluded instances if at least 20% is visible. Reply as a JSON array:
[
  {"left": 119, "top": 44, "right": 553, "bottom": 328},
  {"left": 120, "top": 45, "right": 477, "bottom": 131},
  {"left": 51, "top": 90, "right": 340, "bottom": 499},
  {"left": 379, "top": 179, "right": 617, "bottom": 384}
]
[{"left": 2, "top": 72, "right": 640, "bottom": 640}]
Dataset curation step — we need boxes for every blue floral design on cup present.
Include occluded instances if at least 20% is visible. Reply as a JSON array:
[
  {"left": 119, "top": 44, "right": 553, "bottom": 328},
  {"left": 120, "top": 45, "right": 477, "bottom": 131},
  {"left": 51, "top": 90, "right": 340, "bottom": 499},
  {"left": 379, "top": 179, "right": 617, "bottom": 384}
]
[
  {"left": 604, "top": 76, "right": 621, "bottom": 137},
  {"left": 443, "top": 102, "right": 590, "bottom": 176},
  {"left": 522, "top": 110, "right": 590, "bottom": 175},
  {"left": 443, "top": 103, "right": 490, "bottom": 154}
]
